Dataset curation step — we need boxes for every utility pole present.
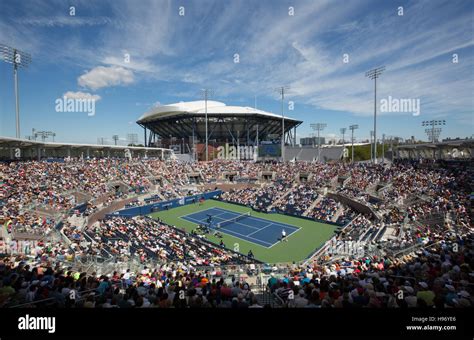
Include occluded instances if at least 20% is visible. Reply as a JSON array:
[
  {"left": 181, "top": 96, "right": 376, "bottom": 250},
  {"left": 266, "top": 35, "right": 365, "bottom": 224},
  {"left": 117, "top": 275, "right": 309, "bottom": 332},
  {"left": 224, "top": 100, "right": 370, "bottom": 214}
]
[
  {"left": 112, "top": 135, "right": 119, "bottom": 146},
  {"left": 349, "top": 125, "right": 359, "bottom": 163},
  {"left": 365, "top": 66, "right": 385, "bottom": 164}
]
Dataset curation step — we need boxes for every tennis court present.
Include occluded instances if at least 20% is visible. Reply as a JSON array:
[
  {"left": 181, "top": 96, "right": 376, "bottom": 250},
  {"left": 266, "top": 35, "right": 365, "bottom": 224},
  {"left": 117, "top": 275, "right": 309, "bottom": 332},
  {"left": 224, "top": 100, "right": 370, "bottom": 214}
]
[{"left": 180, "top": 207, "right": 300, "bottom": 248}]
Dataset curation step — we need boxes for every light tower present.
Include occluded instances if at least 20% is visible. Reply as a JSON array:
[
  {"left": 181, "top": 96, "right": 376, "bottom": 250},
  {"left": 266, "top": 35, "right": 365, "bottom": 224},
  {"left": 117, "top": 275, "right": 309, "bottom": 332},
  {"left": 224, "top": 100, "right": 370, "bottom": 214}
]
[
  {"left": 349, "top": 124, "right": 359, "bottom": 163},
  {"left": 365, "top": 66, "right": 385, "bottom": 163},
  {"left": 34, "top": 130, "right": 55, "bottom": 142},
  {"left": 127, "top": 133, "right": 138, "bottom": 146},
  {"left": 340, "top": 128, "right": 347, "bottom": 160},
  {"left": 382, "top": 133, "right": 385, "bottom": 162},
  {"left": 0, "top": 44, "right": 32, "bottom": 138},
  {"left": 275, "top": 86, "right": 290, "bottom": 162},
  {"left": 422, "top": 120, "right": 446, "bottom": 143},
  {"left": 310, "top": 123, "right": 327, "bottom": 162},
  {"left": 200, "top": 88, "right": 214, "bottom": 161},
  {"left": 370, "top": 130, "right": 374, "bottom": 162}
]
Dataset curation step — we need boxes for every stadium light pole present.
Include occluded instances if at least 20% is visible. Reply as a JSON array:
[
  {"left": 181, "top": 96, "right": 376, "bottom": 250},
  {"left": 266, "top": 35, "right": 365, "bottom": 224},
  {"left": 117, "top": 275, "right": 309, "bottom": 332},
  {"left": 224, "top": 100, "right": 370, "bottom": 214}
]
[
  {"left": 1, "top": 44, "right": 32, "bottom": 139},
  {"left": 127, "top": 133, "right": 138, "bottom": 146},
  {"left": 370, "top": 130, "right": 374, "bottom": 162},
  {"left": 340, "top": 128, "right": 347, "bottom": 160},
  {"left": 365, "top": 66, "right": 385, "bottom": 164},
  {"left": 112, "top": 135, "right": 119, "bottom": 146},
  {"left": 422, "top": 120, "right": 446, "bottom": 143},
  {"left": 34, "top": 130, "right": 55, "bottom": 142},
  {"left": 349, "top": 124, "right": 359, "bottom": 163},
  {"left": 310, "top": 123, "right": 326, "bottom": 162},
  {"left": 382, "top": 133, "right": 385, "bottom": 163},
  {"left": 275, "top": 86, "right": 290, "bottom": 162},
  {"left": 201, "top": 89, "right": 213, "bottom": 161}
]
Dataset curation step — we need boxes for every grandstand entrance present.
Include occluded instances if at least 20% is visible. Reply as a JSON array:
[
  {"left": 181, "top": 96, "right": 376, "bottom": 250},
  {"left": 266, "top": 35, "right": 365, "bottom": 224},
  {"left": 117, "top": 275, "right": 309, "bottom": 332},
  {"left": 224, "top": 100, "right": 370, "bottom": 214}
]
[
  {"left": 261, "top": 172, "right": 274, "bottom": 181},
  {"left": 224, "top": 172, "right": 237, "bottom": 182},
  {"left": 298, "top": 173, "right": 310, "bottom": 182}
]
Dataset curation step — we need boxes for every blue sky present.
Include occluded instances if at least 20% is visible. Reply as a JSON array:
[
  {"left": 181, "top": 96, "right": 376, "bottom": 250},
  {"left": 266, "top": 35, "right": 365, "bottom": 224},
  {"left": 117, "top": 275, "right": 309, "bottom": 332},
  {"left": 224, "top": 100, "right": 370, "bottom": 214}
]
[{"left": 0, "top": 0, "right": 473, "bottom": 145}]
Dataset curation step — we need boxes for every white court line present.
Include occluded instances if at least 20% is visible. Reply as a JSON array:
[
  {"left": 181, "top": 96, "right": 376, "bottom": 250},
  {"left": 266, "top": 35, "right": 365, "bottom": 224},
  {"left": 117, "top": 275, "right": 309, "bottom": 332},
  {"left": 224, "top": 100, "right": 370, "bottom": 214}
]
[
  {"left": 218, "top": 219, "right": 261, "bottom": 231},
  {"left": 180, "top": 215, "right": 209, "bottom": 225},
  {"left": 243, "top": 213, "right": 299, "bottom": 230},
  {"left": 247, "top": 222, "right": 275, "bottom": 237},
  {"left": 180, "top": 207, "right": 234, "bottom": 223},
  {"left": 267, "top": 224, "right": 301, "bottom": 249},
  {"left": 218, "top": 226, "right": 274, "bottom": 247}
]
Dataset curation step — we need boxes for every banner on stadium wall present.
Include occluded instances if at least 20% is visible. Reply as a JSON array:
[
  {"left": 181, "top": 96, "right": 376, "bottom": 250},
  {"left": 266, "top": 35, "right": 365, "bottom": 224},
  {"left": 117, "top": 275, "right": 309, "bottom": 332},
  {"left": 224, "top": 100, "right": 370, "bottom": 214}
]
[{"left": 106, "top": 190, "right": 222, "bottom": 218}]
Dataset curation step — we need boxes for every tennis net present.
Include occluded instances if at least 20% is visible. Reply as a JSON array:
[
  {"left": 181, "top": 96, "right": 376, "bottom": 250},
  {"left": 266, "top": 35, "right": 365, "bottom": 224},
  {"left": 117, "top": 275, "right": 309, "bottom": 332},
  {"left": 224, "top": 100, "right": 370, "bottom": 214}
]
[{"left": 216, "top": 212, "right": 251, "bottom": 229}]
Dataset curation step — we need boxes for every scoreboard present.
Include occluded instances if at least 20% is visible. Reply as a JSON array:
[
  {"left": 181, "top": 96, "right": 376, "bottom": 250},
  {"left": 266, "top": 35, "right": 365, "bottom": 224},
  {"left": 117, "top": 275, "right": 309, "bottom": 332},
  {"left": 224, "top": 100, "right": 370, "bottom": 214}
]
[{"left": 258, "top": 142, "right": 281, "bottom": 157}]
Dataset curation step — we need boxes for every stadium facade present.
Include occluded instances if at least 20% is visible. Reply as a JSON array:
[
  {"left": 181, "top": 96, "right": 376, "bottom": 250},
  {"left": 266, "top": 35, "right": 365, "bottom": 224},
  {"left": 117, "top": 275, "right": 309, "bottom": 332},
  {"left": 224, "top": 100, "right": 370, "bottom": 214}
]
[
  {"left": 0, "top": 136, "right": 172, "bottom": 160},
  {"left": 136, "top": 100, "right": 302, "bottom": 158}
]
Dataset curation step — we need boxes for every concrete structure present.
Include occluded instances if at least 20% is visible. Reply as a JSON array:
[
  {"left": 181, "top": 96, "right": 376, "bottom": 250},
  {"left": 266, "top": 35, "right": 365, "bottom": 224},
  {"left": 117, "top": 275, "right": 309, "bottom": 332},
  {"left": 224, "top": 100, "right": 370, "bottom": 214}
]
[
  {"left": 0, "top": 136, "right": 173, "bottom": 160},
  {"left": 284, "top": 145, "right": 344, "bottom": 162},
  {"left": 300, "top": 136, "right": 326, "bottom": 146},
  {"left": 394, "top": 139, "right": 474, "bottom": 161}
]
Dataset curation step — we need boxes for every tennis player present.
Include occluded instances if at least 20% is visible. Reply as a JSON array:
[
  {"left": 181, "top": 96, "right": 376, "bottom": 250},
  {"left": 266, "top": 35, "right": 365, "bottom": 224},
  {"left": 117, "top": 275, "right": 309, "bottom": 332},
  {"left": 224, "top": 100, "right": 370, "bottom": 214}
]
[{"left": 281, "top": 229, "right": 287, "bottom": 242}]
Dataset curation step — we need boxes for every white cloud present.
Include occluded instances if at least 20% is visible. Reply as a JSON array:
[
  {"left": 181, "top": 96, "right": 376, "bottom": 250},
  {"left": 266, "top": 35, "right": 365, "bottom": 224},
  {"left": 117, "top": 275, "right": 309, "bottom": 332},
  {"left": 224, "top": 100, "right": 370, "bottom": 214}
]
[
  {"left": 101, "top": 55, "right": 159, "bottom": 74},
  {"left": 15, "top": 16, "right": 111, "bottom": 27},
  {"left": 78, "top": 66, "right": 134, "bottom": 90},
  {"left": 63, "top": 91, "right": 101, "bottom": 101}
]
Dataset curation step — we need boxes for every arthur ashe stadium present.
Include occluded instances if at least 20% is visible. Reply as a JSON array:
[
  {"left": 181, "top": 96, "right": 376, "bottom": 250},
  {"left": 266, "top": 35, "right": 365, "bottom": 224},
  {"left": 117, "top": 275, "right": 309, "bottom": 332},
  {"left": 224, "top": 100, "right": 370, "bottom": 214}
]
[{"left": 137, "top": 100, "right": 304, "bottom": 161}]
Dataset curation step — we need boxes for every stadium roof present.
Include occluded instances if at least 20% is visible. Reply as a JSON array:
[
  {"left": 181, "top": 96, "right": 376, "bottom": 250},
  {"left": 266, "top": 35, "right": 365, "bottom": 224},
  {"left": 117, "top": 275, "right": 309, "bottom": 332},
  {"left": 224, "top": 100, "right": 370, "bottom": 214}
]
[
  {"left": 0, "top": 136, "right": 172, "bottom": 160},
  {"left": 137, "top": 100, "right": 303, "bottom": 147},
  {"left": 137, "top": 100, "right": 300, "bottom": 124},
  {"left": 0, "top": 136, "right": 170, "bottom": 151}
]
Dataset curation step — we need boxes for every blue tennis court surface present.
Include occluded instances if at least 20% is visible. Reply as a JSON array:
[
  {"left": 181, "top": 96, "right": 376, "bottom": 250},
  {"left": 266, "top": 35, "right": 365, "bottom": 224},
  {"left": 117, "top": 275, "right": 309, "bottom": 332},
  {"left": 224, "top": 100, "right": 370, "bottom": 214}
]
[{"left": 180, "top": 207, "right": 300, "bottom": 248}]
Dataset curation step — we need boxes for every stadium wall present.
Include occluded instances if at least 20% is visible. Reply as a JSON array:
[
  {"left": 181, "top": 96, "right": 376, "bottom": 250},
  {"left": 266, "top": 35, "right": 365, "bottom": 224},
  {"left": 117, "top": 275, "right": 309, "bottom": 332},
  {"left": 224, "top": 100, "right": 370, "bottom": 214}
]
[
  {"left": 106, "top": 190, "right": 223, "bottom": 218},
  {"left": 327, "top": 192, "right": 379, "bottom": 218}
]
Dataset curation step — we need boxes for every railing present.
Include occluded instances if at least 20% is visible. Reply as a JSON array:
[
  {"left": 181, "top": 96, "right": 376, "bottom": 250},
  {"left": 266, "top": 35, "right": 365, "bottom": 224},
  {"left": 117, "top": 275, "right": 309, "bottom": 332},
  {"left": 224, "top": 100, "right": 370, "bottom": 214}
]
[{"left": 9, "top": 287, "right": 100, "bottom": 308}]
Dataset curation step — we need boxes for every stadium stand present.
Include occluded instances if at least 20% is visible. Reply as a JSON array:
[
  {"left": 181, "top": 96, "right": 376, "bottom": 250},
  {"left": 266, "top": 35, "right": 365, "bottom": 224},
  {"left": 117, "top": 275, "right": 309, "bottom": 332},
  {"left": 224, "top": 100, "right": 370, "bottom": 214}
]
[{"left": 0, "top": 158, "right": 472, "bottom": 308}]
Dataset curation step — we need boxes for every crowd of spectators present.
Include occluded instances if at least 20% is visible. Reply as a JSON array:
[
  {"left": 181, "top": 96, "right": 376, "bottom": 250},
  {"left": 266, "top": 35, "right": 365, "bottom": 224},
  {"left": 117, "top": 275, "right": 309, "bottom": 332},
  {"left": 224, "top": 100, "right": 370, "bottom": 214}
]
[
  {"left": 1, "top": 231, "right": 471, "bottom": 308},
  {"left": 85, "top": 216, "right": 248, "bottom": 266},
  {"left": 0, "top": 158, "right": 472, "bottom": 309},
  {"left": 269, "top": 232, "right": 473, "bottom": 308}
]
